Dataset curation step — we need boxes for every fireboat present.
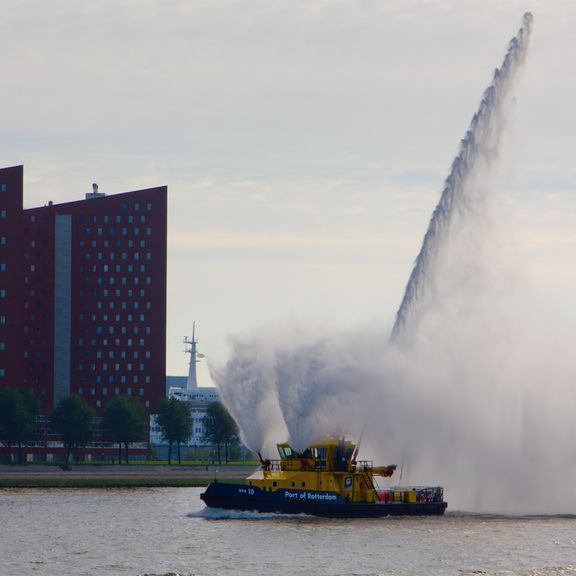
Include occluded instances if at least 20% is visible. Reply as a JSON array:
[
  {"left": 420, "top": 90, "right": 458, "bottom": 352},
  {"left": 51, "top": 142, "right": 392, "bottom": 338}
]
[{"left": 201, "top": 437, "right": 447, "bottom": 517}]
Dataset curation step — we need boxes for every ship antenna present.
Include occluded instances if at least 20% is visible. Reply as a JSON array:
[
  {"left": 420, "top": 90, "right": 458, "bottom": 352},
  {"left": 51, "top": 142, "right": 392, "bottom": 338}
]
[{"left": 398, "top": 457, "right": 405, "bottom": 486}]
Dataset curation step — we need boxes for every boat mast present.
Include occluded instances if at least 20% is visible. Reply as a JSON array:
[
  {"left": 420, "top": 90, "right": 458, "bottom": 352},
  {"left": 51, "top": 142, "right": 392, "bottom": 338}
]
[{"left": 184, "top": 321, "right": 201, "bottom": 390}]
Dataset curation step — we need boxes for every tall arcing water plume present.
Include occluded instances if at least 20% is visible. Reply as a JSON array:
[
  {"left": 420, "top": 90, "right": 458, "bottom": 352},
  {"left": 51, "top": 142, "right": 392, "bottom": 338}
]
[{"left": 391, "top": 12, "right": 533, "bottom": 343}]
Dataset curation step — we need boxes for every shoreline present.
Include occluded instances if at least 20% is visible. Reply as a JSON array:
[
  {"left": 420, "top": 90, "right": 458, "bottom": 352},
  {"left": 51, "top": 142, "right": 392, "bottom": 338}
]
[{"left": 0, "top": 463, "right": 255, "bottom": 488}]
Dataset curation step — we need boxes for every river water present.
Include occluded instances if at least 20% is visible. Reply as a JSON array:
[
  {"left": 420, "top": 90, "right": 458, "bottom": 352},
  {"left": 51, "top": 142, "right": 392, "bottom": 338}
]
[{"left": 1, "top": 487, "right": 575, "bottom": 576}]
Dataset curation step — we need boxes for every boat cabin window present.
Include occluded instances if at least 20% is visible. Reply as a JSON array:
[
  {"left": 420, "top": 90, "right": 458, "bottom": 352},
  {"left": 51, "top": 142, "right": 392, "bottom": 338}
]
[
  {"left": 278, "top": 446, "right": 295, "bottom": 459},
  {"left": 311, "top": 447, "right": 327, "bottom": 459}
]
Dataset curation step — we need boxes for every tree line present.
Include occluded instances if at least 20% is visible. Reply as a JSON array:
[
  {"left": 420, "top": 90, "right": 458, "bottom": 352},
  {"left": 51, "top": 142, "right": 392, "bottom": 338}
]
[
  {"left": 0, "top": 388, "right": 239, "bottom": 465},
  {"left": 152, "top": 397, "right": 240, "bottom": 465}
]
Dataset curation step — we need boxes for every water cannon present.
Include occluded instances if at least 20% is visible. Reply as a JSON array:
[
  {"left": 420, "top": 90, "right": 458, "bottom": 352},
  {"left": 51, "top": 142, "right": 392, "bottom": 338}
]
[{"left": 258, "top": 451, "right": 271, "bottom": 471}]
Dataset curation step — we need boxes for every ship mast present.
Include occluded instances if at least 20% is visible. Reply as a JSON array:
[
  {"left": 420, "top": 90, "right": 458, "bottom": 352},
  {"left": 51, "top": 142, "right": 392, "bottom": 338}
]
[{"left": 184, "top": 321, "right": 202, "bottom": 390}]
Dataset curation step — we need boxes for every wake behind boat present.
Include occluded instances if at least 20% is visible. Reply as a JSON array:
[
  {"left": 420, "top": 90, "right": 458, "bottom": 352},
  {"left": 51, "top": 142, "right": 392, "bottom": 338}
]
[{"left": 201, "top": 437, "right": 447, "bottom": 518}]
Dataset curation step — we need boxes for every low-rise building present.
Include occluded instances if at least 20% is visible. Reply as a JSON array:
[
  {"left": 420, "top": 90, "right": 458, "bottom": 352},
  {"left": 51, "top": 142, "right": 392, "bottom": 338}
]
[{"left": 150, "top": 325, "right": 220, "bottom": 457}]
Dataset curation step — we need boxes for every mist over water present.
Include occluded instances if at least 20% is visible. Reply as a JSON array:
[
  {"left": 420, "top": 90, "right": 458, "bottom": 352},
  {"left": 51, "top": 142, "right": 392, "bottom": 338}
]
[{"left": 214, "top": 14, "right": 576, "bottom": 513}]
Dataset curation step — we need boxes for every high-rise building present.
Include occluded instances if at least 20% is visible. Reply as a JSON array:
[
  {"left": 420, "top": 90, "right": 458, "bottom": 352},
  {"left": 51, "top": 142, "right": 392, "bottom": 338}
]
[{"left": 0, "top": 165, "right": 167, "bottom": 418}]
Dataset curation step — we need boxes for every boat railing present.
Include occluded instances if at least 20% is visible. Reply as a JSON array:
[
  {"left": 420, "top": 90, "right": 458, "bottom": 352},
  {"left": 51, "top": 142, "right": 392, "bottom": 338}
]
[
  {"left": 377, "top": 486, "right": 444, "bottom": 504},
  {"left": 261, "top": 458, "right": 375, "bottom": 472}
]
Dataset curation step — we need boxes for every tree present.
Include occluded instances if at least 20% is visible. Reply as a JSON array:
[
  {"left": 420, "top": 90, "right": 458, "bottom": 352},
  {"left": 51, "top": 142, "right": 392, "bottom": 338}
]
[
  {"left": 0, "top": 388, "right": 38, "bottom": 464},
  {"left": 156, "top": 397, "right": 193, "bottom": 465},
  {"left": 103, "top": 396, "right": 148, "bottom": 464},
  {"left": 51, "top": 395, "right": 94, "bottom": 463},
  {"left": 202, "top": 402, "right": 239, "bottom": 465}
]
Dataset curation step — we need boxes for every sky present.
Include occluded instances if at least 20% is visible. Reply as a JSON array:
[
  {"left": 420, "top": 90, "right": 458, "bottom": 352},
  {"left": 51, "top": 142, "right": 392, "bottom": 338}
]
[{"left": 1, "top": 0, "right": 575, "bottom": 379}]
